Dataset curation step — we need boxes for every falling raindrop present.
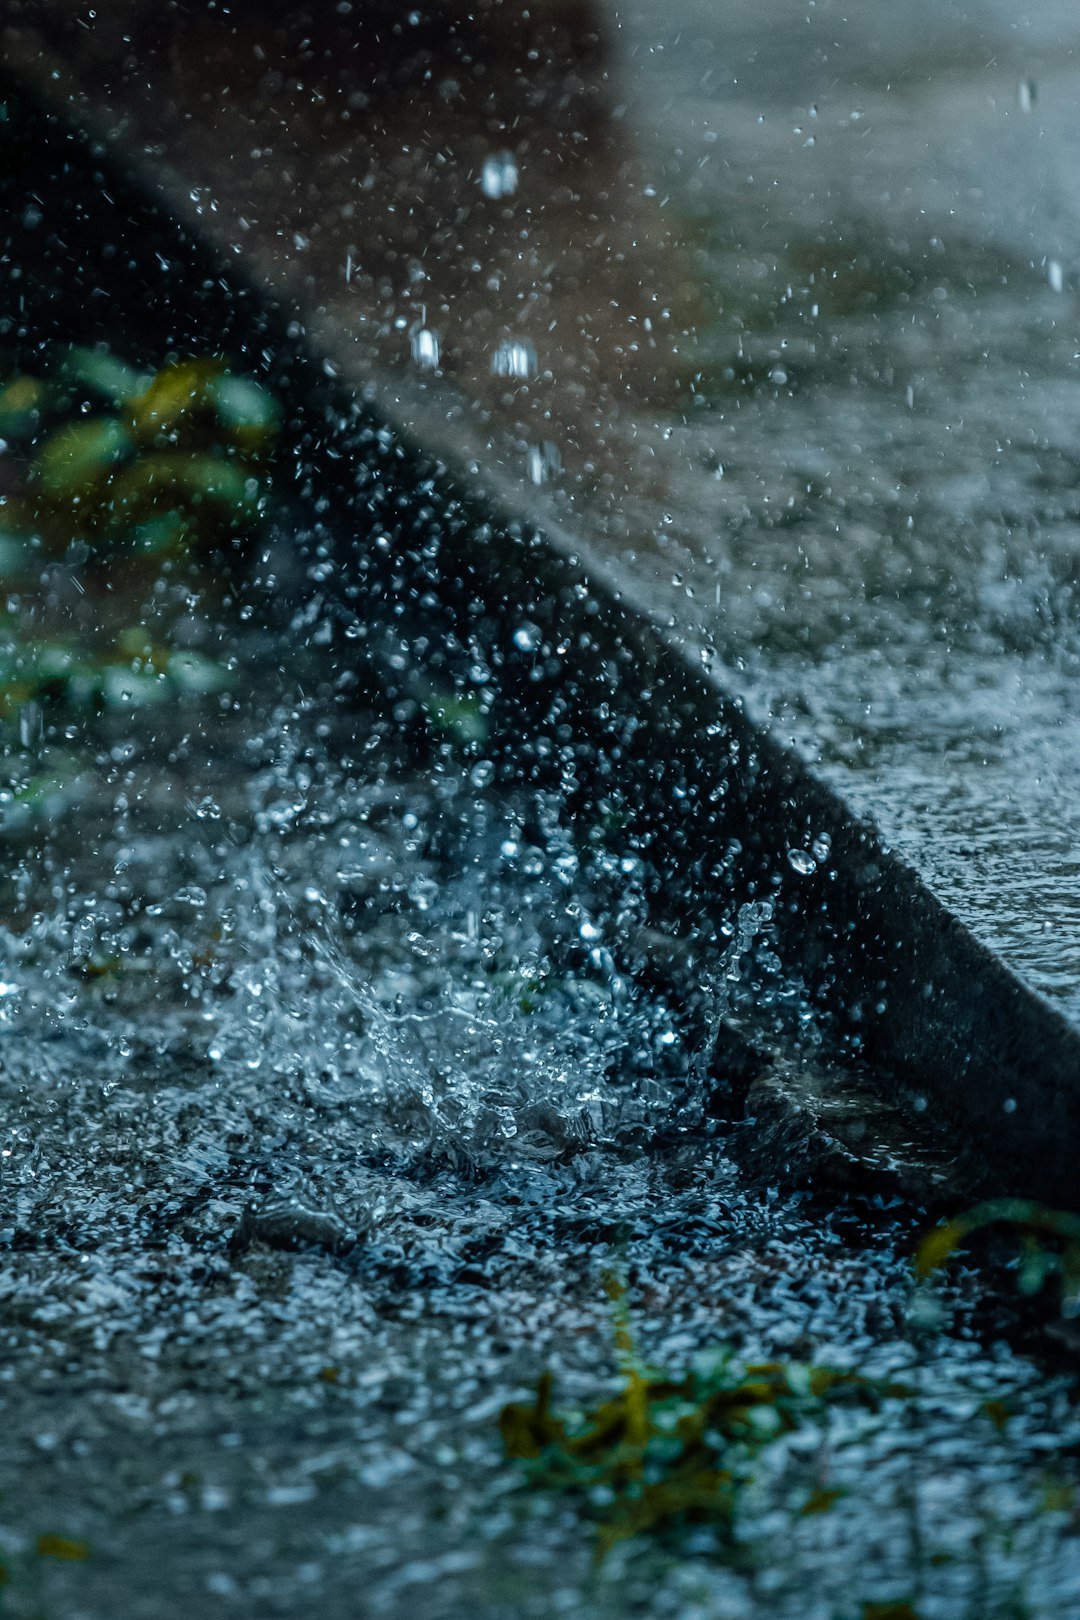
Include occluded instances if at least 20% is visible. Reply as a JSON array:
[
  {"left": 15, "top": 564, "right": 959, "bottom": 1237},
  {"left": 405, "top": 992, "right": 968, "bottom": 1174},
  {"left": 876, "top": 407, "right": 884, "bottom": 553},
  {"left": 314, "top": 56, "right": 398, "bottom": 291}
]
[
  {"left": 18, "top": 701, "right": 41, "bottom": 751},
  {"left": 411, "top": 327, "right": 440, "bottom": 370},
  {"left": 526, "top": 441, "right": 561, "bottom": 484},
  {"left": 787, "top": 848, "right": 817, "bottom": 876},
  {"left": 480, "top": 151, "right": 518, "bottom": 199},
  {"left": 491, "top": 339, "right": 536, "bottom": 380}
]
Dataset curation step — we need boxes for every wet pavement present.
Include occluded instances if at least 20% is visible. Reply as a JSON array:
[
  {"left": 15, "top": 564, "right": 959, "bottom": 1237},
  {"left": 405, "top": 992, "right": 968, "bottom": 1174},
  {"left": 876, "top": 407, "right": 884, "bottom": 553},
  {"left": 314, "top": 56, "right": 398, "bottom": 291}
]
[{"left": 1, "top": 502, "right": 1079, "bottom": 1619}]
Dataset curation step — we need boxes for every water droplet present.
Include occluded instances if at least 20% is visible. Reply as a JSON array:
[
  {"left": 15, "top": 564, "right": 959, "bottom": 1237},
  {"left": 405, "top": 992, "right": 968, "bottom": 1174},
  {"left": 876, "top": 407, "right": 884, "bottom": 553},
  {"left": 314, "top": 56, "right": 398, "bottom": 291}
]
[
  {"left": 480, "top": 151, "right": 518, "bottom": 199},
  {"left": 1019, "top": 78, "right": 1036, "bottom": 113},
  {"left": 411, "top": 328, "right": 440, "bottom": 370},
  {"left": 491, "top": 339, "right": 536, "bottom": 380},
  {"left": 18, "top": 701, "right": 41, "bottom": 751},
  {"left": 787, "top": 848, "right": 816, "bottom": 876},
  {"left": 527, "top": 441, "right": 561, "bottom": 484},
  {"left": 1048, "top": 259, "right": 1064, "bottom": 294}
]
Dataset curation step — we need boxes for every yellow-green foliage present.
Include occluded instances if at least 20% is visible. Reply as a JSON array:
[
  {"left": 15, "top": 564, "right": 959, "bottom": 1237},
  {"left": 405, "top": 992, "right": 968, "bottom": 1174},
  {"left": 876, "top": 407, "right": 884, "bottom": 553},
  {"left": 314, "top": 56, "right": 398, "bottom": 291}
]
[
  {"left": 0, "top": 346, "right": 279, "bottom": 565},
  {"left": 0, "top": 625, "right": 227, "bottom": 720},
  {"left": 915, "top": 1198, "right": 1080, "bottom": 1308},
  {"left": 499, "top": 1277, "right": 911, "bottom": 1563},
  {"left": 0, "top": 346, "right": 279, "bottom": 724}
]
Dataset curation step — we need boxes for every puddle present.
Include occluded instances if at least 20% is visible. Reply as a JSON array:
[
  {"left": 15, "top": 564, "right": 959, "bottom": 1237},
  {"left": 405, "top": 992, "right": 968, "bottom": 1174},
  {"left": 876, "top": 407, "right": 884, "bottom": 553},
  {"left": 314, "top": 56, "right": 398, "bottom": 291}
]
[{"left": 0, "top": 368, "right": 1075, "bottom": 1620}]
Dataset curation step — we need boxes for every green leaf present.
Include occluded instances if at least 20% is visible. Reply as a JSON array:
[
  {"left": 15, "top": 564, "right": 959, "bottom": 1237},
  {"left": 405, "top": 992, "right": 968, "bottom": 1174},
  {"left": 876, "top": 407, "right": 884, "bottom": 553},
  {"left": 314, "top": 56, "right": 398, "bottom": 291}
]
[
  {"left": 167, "top": 650, "right": 229, "bottom": 694},
  {"left": 34, "top": 416, "right": 131, "bottom": 496},
  {"left": 420, "top": 687, "right": 489, "bottom": 747},
  {"left": 128, "top": 358, "right": 225, "bottom": 448},
  {"left": 54, "top": 345, "right": 149, "bottom": 406},
  {"left": 0, "top": 373, "right": 50, "bottom": 438},
  {"left": 799, "top": 1485, "right": 845, "bottom": 1516},
  {"left": 211, "top": 372, "right": 281, "bottom": 451},
  {"left": 126, "top": 513, "right": 191, "bottom": 557},
  {"left": 103, "top": 663, "right": 168, "bottom": 708},
  {"left": 36, "top": 1534, "right": 89, "bottom": 1562},
  {"left": 499, "top": 1371, "right": 566, "bottom": 1460},
  {"left": 500, "top": 1292, "right": 918, "bottom": 1564}
]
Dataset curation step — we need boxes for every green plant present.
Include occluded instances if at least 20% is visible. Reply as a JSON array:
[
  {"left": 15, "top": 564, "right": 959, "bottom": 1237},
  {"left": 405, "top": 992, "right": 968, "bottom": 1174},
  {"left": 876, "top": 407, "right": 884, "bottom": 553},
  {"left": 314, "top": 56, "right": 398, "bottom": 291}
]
[
  {"left": 0, "top": 623, "right": 227, "bottom": 721},
  {"left": 0, "top": 346, "right": 279, "bottom": 568},
  {"left": 915, "top": 1198, "right": 1080, "bottom": 1310},
  {"left": 499, "top": 1275, "right": 911, "bottom": 1563},
  {"left": 0, "top": 1531, "right": 89, "bottom": 1618}
]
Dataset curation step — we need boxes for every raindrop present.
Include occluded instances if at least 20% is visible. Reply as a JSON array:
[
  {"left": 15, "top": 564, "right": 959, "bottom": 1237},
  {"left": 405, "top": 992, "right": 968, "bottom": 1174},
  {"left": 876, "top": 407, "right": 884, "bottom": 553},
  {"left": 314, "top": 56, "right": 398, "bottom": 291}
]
[
  {"left": 411, "top": 328, "right": 440, "bottom": 370},
  {"left": 175, "top": 885, "right": 208, "bottom": 908},
  {"left": 512, "top": 623, "right": 541, "bottom": 653},
  {"left": 787, "top": 848, "right": 816, "bottom": 876},
  {"left": 491, "top": 339, "right": 536, "bottom": 380},
  {"left": 1048, "top": 259, "right": 1064, "bottom": 294},
  {"left": 18, "top": 701, "right": 41, "bottom": 751},
  {"left": 480, "top": 152, "right": 518, "bottom": 199},
  {"left": 1019, "top": 78, "right": 1036, "bottom": 113},
  {"left": 526, "top": 441, "right": 561, "bottom": 484}
]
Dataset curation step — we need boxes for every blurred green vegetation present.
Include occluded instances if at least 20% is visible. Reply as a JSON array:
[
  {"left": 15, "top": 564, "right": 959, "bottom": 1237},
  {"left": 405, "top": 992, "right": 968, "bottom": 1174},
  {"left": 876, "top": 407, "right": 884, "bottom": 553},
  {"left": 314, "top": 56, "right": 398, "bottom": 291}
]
[
  {"left": 0, "top": 345, "right": 279, "bottom": 737},
  {"left": 501, "top": 1233, "right": 1080, "bottom": 1612},
  {"left": 0, "top": 623, "right": 228, "bottom": 718},
  {"left": 916, "top": 1198, "right": 1080, "bottom": 1313},
  {"left": 0, "top": 346, "right": 278, "bottom": 566},
  {"left": 500, "top": 1273, "right": 914, "bottom": 1566}
]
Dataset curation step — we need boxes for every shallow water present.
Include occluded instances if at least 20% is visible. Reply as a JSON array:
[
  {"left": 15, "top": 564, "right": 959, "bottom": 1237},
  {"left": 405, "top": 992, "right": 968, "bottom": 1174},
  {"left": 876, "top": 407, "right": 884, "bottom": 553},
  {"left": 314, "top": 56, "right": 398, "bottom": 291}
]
[{"left": 1, "top": 597, "right": 1079, "bottom": 1620}]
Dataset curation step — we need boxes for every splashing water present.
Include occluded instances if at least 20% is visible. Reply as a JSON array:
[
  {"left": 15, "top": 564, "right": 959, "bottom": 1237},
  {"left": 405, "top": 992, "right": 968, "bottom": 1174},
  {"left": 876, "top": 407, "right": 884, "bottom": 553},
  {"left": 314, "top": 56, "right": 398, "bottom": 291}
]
[{"left": 0, "top": 493, "right": 1077, "bottom": 1617}]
